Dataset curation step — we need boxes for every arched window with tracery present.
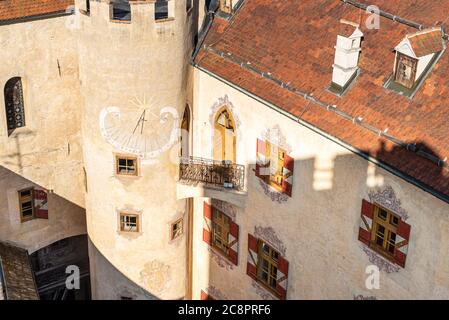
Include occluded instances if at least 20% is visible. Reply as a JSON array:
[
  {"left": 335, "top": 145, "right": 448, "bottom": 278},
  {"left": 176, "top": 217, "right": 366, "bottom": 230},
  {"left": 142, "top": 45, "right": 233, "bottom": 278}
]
[
  {"left": 4, "top": 77, "right": 25, "bottom": 135},
  {"left": 213, "top": 107, "right": 236, "bottom": 162}
]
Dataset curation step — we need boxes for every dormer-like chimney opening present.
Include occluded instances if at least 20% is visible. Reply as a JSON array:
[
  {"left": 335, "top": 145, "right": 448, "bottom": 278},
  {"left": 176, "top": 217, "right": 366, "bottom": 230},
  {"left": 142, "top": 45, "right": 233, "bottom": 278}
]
[
  {"left": 330, "top": 20, "right": 364, "bottom": 96},
  {"left": 393, "top": 27, "right": 445, "bottom": 89}
]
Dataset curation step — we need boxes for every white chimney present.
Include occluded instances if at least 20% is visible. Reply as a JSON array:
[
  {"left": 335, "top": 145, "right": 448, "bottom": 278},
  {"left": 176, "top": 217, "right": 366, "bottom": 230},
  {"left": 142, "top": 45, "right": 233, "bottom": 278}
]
[{"left": 331, "top": 20, "right": 364, "bottom": 91}]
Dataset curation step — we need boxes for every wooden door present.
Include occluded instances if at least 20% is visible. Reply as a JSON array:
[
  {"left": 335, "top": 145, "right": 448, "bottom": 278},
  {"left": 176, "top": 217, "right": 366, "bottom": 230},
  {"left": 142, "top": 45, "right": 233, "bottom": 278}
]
[{"left": 395, "top": 53, "right": 417, "bottom": 89}]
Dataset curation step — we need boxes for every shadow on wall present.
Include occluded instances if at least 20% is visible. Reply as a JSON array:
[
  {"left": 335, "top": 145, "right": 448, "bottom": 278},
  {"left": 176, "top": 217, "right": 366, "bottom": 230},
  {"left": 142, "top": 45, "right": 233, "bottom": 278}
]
[
  {"left": 0, "top": 165, "right": 86, "bottom": 252},
  {"left": 203, "top": 140, "right": 448, "bottom": 300},
  {"left": 88, "top": 238, "right": 160, "bottom": 300},
  {"left": 0, "top": 130, "right": 35, "bottom": 175}
]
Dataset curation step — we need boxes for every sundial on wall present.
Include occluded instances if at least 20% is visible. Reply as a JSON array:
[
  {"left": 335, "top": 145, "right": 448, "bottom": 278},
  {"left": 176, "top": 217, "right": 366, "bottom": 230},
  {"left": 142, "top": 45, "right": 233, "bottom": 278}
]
[{"left": 99, "top": 96, "right": 179, "bottom": 161}]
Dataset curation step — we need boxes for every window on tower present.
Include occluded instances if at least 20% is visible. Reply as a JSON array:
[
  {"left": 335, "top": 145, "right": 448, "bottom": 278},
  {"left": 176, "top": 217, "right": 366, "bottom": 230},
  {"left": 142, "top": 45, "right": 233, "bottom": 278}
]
[
  {"left": 111, "top": 0, "right": 131, "bottom": 21},
  {"left": 155, "top": 0, "right": 169, "bottom": 20},
  {"left": 186, "top": 0, "right": 193, "bottom": 12},
  {"left": 119, "top": 212, "right": 140, "bottom": 233},
  {"left": 4, "top": 77, "right": 25, "bottom": 136},
  {"left": 115, "top": 155, "right": 139, "bottom": 176}
]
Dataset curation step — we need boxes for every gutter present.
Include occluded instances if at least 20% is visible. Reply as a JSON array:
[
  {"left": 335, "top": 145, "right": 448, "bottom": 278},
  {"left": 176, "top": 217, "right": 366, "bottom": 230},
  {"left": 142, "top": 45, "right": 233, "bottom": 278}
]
[
  {"left": 192, "top": 62, "right": 449, "bottom": 206},
  {"left": 0, "top": 10, "right": 74, "bottom": 26}
]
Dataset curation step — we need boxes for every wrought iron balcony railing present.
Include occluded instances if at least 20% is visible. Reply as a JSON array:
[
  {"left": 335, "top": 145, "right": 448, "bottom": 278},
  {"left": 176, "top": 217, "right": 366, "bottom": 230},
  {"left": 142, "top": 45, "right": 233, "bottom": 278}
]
[{"left": 179, "top": 157, "right": 245, "bottom": 191}]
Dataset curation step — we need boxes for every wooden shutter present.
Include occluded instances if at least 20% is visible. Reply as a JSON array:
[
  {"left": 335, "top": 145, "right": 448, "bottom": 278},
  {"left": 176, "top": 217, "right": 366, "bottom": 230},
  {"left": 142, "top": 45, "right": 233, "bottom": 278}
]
[
  {"left": 200, "top": 290, "right": 209, "bottom": 300},
  {"left": 358, "top": 199, "right": 374, "bottom": 246},
  {"left": 246, "top": 234, "right": 258, "bottom": 280},
  {"left": 255, "top": 139, "right": 269, "bottom": 178},
  {"left": 276, "top": 256, "right": 289, "bottom": 300},
  {"left": 281, "top": 154, "right": 294, "bottom": 197},
  {"left": 394, "top": 219, "right": 411, "bottom": 268},
  {"left": 228, "top": 220, "right": 239, "bottom": 265},
  {"left": 203, "top": 202, "right": 212, "bottom": 245},
  {"left": 33, "top": 188, "right": 48, "bottom": 219}
]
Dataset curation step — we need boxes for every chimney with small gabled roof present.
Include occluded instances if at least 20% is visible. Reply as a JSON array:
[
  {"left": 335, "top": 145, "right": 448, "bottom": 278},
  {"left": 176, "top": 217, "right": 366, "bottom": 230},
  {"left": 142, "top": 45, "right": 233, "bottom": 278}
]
[{"left": 330, "top": 20, "right": 364, "bottom": 95}]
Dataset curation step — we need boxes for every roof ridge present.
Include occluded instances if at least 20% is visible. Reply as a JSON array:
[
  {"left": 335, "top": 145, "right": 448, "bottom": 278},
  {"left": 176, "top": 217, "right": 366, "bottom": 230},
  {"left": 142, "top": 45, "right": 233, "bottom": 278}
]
[{"left": 341, "top": 0, "right": 449, "bottom": 40}]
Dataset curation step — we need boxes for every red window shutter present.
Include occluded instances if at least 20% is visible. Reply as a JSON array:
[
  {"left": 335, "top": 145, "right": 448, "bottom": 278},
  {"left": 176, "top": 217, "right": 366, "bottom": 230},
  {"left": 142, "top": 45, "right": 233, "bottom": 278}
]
[
  {"left": 256, "top": 139, "right": 269, "bottom": 178},
  {"left": 200, "top": 290, "right": 209, "bottom": 300},
  {"left": 394, "top": 219, "right": 411, "bottom": 268},
  {"left": 358, "top": 199, "right": 374, "bottom": 246},
  {"left": 203, "top": 202, "right": 212, "bottom": 245},
  {"left": 281, "top": 154, "right": 294, "bottom": 197},
  {"left": 276, "top": 256, "right": 289, "bottom": 300},
  {"left": 33, "top": 188, "right": 48, "bottom": 219},
  {"left": 246, "top": 234, "right": 258, "bottom": 280},
  {"left": 228, "top": 221, "right": 239, "bottom": 265}
]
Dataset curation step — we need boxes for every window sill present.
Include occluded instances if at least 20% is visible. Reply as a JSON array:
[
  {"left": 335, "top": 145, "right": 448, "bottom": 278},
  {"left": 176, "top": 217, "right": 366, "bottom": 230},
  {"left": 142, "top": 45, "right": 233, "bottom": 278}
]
[
  {"left": 6, "top": 127, "right": 33, "bottom": 139},
  {"left": 110, "top": 19, "right": 131, "bottom": 24},
  {"left": 368, "top": 242, "right": 396, "bottom": 265},
  {"left": 155, "top": 17, "right": 175, "bottom": 24},
  {"left": 252, "top": 278, "right": 281, "bottom": 300}
]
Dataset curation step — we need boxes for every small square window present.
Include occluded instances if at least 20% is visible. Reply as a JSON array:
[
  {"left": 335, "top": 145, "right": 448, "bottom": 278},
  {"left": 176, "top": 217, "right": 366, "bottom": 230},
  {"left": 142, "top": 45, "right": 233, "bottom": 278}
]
[
  {"left": 120, "top": 213, "right": 140, "bottom": 233},
  {"left": 18, "top": 188, "right": 34, "bottom": 222},
  {"left": 171, "top": 218, "right": 183, "bottom": 240},
  {"left": 116, "top": 155, "right": 138, "bottom": 176}
]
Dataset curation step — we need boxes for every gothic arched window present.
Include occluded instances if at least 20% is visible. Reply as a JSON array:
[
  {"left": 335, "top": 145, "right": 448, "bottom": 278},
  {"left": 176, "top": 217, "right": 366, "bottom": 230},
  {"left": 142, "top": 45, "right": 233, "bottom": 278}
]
[{"left": 4, "top": 77, "right": 25, "bottom": 135}]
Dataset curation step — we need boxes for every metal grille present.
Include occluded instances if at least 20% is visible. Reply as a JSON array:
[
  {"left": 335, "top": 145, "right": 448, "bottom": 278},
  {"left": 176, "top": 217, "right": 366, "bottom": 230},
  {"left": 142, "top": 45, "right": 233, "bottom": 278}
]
[
  {"left": 4, "top": 77, "right": 25, "bottom": 133},
  {"left": 179, "top": 157, "right": 245, "bottom": 191}
]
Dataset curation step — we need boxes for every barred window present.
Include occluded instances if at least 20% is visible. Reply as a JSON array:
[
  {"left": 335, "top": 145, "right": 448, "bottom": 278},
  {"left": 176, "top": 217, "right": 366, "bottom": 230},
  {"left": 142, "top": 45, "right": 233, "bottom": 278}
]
[{"left": 4, "top": 77, "right": 25, "bottom": 135}]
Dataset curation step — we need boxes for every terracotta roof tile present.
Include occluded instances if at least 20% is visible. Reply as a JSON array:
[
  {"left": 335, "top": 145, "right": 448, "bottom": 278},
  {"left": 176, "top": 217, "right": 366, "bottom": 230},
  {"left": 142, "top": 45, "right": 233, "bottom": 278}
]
[
  {"left": 196, "top": 0, "right": 449, "bottom": 201},
  {"left": 0, "top": 0, "right": 73, "bottom": 22},
  {"left": 408, "top": 28, "right": 445, "bottom": 57}
]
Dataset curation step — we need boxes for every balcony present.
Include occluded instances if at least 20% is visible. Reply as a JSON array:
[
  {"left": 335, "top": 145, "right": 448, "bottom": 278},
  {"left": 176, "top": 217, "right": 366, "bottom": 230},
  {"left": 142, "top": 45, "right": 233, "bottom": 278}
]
[{"left": 179, "top": 157, "right": 245, "bottom": 191}]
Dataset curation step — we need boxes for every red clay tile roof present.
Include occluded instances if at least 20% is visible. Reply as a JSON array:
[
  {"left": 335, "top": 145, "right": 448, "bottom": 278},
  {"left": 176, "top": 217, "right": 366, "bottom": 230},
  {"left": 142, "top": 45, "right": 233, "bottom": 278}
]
[
  {"left": 195, "top": 0, "right": 449, "bottom": 201},
  {"left": 408, "top": 28, "right": 445, "bottom": 57},
  {"left": 0, "top": 0, "right": 73, "bottom": 22}
]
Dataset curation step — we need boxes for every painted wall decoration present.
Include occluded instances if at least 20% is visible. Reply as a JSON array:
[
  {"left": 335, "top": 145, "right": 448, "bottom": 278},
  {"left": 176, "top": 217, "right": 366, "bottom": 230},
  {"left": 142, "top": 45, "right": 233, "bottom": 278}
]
[
  {"left": 368, "top": 185, "right": 409, "bottom": 221},
  {"left": 211, "top": 199, "right": 237, "bottom": 221},
  {"left": 254, "top": 226, "right": 287, "bottom": 257},
  {"left": 251, "top": 280, "right": 277, "bottom": 300},
  {"left": 361, "top": 245, "right": 400, "bottom": 273},
  {"left": 205, "top": 285, "right": 228, "bottom": 300},
  {"left": 139, "top": 260, "right": 171, "bottom": 295},
  {"left": 208, "top": 246, "right": 235, "bottom": 270}
]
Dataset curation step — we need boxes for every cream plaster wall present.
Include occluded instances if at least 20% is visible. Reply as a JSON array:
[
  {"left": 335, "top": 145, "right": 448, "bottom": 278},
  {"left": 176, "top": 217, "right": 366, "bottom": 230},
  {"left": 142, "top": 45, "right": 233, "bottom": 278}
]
[
  {"left": 192, "top": 68, "right": 449, "bottom": 300},
  {"left": 0, "top": 15, "right": 84, "bottom": 208},
  {"left": 0, "top": 14, "right": 86, "bottom": 253},
  {"left": 77, "top": 0, "right": 195, "bottom": 299}
]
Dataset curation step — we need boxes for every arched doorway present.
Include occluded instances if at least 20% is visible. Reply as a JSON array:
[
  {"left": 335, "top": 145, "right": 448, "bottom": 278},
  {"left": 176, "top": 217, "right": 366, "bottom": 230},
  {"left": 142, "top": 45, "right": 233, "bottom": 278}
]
[
  {"left": 180, "top": 104, "right": 191, "bottom": 158},
  {"left": 213, "top": 107, "right": 236, "bottom": 162}
]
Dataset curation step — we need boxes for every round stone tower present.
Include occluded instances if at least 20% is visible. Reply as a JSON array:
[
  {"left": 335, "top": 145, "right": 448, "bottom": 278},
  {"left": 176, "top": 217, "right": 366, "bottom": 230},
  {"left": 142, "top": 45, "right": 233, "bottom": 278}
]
[{"left": 76, "top": 0, "right": 195, "bottom": 299}]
